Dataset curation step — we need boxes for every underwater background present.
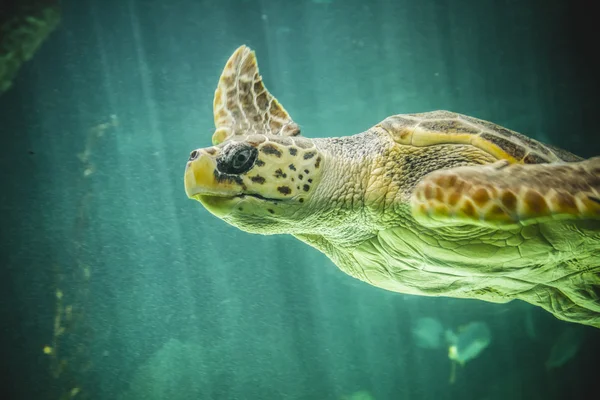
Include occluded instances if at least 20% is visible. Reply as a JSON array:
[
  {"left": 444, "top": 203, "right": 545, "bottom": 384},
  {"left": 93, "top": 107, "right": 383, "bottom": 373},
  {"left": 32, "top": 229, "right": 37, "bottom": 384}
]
[{"left": 1, "top": 0, "right": 599, "bottom": 399}]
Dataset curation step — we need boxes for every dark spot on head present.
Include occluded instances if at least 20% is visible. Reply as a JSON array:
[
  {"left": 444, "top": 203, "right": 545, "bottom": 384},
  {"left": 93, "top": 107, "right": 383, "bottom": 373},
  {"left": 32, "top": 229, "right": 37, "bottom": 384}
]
[
  {"left": 255, "top": 159, "right": 265, "bottom": 167},
  {"left": 289, "top": 148, "right": 298, "bottom": 156},
  {"left": 315, "top": 157, "right": 321, "bottom": 168},
  {"left": 261, "top": 144, "right": 282, "bottom": 157},
  {"left": 304, "top": 169, "right": 309, "bottom": 174},
  {"left": 303, "top": 184, "right": 310, "bottom": 192},
  {"left": 251, "top": 175, "right": 266, "bottom": 184},
  {"left": 267, "top": 209, "right": 275, "bottom": 214},
  {"left": 299, "top": 198, "right": 304, "bottom": 203},
  {"left": 303, "top": 151, "right": 316, "bottom": 160},
  {"left": 289, "top": 164, "right": 296, "bottom": 171},
  {"left": 298, "top": 174, "right": 303, "bottom": 180},
  {"left": 274, "top": 169, "right": 287, "bottom": 178},
  {"left": 238, "top": 207, "right": 243, "bottom": 211},
  {"left": 277, "top": 186, "right": 291, "bottom": 195},
  {"left": 308, "top": 178, "right": 313, "bottom": 183},
  {"left": 214, "top": 170, "right": 244, "bottom": 186}
]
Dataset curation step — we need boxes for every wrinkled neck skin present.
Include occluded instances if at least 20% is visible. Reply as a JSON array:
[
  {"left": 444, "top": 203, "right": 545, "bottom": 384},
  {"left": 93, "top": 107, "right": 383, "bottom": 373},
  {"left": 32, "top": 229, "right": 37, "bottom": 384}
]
[{"left": 292, "top": 128, "right": 401, "bottom": 260}]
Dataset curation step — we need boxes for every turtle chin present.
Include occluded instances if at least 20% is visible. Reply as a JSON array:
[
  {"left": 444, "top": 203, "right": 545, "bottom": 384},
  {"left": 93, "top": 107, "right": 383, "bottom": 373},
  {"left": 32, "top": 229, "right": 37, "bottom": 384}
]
[{"left": 194, "top": 194, "right": 243, "bottom": 218}]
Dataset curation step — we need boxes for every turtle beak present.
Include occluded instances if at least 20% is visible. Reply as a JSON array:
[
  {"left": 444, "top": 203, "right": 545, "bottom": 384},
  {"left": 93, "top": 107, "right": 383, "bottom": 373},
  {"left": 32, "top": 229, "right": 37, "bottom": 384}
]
[
  {"left": 184, "top": 149, "right": 240, "bottom": 199},
  {"left": 185, "top": 150, "right": 215, "bottom": 198}
]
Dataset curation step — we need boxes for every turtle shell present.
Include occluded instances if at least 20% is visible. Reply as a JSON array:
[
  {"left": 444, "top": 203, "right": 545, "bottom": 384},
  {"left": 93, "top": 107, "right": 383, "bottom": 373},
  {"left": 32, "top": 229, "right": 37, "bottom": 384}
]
[{"left": 377, "top": 111, "right": 581, "bottom": 164}]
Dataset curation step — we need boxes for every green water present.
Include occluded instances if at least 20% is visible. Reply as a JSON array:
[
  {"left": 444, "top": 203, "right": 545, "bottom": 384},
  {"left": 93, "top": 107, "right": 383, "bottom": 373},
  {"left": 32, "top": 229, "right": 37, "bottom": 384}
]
[{"left": 1, "top": 0, "right": 598, "bottom": 399}]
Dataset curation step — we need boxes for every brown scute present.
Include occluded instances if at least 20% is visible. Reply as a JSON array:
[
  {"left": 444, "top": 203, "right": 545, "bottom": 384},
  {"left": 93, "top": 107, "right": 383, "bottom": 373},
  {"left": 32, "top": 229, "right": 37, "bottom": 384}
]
[
  {"left": 289, "top": 148, "right": 298, "bottom": 156},
  {"left": 256, "top": 91, "right": 268, "bottom": 109},
  {"left": 268, "top": 120, "right": 283, "bottom": 133},
  {"left": 523, "top": 153, "right": 548, "bottom": 164},
  {"left": 471, "top": 188, "right": 490, "bottom": 207},
  {"left": 552, "top": 192, "right": 578, "bottom": 213},
  {"left": 289, "top": 164, "right": 296, "bottom": 171},
  {"left": 480, "top": 133, "right": 526, "bottom": 160},
  {"left": 435, "top": 187, "right": 444, "bottom": 202},
  {"left": 226, "top": 97, "right": 236, "bottom": 111},
  {"left": 424, "top": 185, "right": 435, "bottom": 200},
  {"left": 448, "top": 192, "right": 461, "bottom": 206},
  {"left": 315, "top": 157, "right": 322, "bottom": 168},
  {"left": 500, "top": 191, "right": 517, "bottom": 212},
  {"left": 436, "top": 174, "right": 457, "bottom": 189},
  {"left": 524, "top": 190, "right": 549, "bottom": 215},
  {"left": 488, "top": 204, "right": 508, "bottom": 219},
  {"left": 461, "top": 200, "right": 476, "bottom": 218},
  {"left": 239, "top": 80, "right": 251, "bottom": 95},
  {"left": 256, "top": 159, "right": 265, "bottom": 167},
  {"left": 303, "top": 184, "right": 310, "bottom": 192},
  {"left": 277, "top": 186, "right": 292, "bottom": 195},
  {"left": 420, "top": 120, "right": 480, "bottom": 134},
  {"left": 250, "top": 175, "right": 266, "bottom": 184},
  {"left": 274, "top": 169, "right": 286, "bottom": 178},
  {"left": 261, "top": 144, "right": 282, "bottom": 157},
  {"left": 240, "top": 55, "right": 256, "bottom": 76},
  {"left": 303, "top": 151, "right": 316, "bottom": 160}
]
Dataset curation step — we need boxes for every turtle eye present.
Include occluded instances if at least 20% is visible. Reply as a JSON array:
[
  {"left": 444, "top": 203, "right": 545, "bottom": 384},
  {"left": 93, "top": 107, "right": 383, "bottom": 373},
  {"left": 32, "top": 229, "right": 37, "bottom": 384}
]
[
  {"left": 218, "top": 144, "right": 257, "bottom": 174},
  {"left": 233, "top": 149, "right": 251, "bottom": 170}
]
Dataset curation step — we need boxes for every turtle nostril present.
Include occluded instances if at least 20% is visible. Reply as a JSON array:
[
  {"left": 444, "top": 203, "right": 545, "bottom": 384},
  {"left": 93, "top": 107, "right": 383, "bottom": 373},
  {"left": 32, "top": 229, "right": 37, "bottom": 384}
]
[{"left": 189, "top": 150, "right": 199, "bottom": 161}]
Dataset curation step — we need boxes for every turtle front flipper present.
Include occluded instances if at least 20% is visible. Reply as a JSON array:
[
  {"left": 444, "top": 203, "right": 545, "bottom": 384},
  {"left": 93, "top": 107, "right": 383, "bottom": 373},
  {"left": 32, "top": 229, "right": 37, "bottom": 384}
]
[
  {"left": 411, "top": 157, "right": 600, "bottom": 228},
  {"left": 211, "top": 45, "right": 300, "bottom": 145}
]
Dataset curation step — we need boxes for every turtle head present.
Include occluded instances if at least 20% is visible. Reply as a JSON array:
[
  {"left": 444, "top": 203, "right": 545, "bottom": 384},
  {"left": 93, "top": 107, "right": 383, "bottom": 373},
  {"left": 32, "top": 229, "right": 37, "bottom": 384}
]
[
  {"left": 185, "top": 134, "right": 324, "bottom": 233},
  {"left": 185, "top": 45, "right": 327, "bottom": 233}
]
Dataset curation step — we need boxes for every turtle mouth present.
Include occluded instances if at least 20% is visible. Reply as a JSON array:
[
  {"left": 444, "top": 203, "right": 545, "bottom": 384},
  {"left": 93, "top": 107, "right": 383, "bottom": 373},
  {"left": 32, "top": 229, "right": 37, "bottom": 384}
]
[
  {"left": 234, "top": 193, "right": 281, "bottom": 202},
  {"left": 192, "top": 192, "right": 281, "bottom": 202}
]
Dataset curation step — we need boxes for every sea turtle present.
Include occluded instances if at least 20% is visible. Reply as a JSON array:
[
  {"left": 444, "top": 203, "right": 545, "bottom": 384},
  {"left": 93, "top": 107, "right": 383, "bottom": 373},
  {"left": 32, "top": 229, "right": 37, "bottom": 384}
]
[{"left": 184, "top": 46, "right": 600, "bottom": 328}]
